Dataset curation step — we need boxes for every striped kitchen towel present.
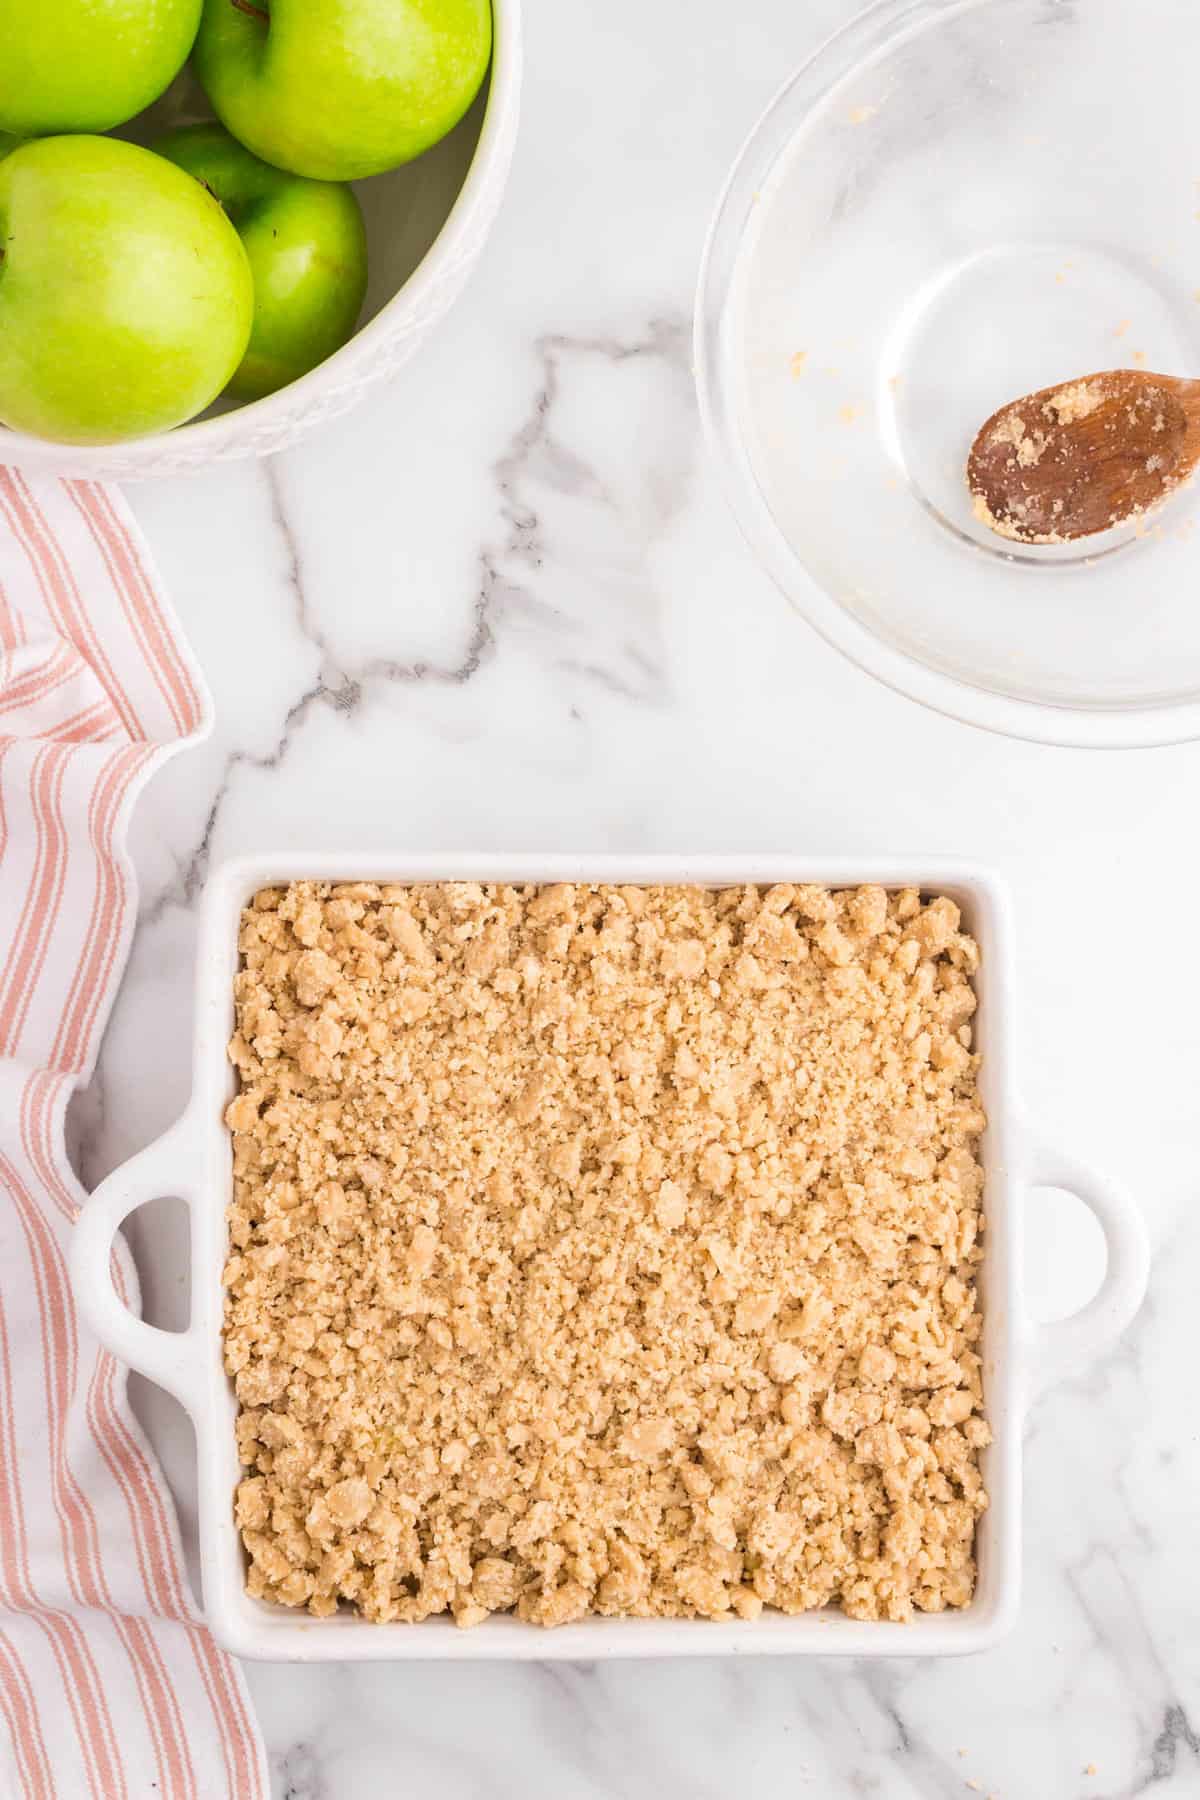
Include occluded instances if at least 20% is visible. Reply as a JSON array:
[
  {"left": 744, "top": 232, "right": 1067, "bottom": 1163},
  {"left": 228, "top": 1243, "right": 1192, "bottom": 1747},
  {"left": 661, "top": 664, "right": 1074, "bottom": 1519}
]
[{"left": 0, "top": 470, "right": 267, "bottom": 1799}]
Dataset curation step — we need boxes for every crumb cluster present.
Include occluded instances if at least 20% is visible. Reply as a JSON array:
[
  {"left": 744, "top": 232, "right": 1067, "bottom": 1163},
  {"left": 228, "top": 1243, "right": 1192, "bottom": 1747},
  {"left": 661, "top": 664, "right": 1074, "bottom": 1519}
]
[
  {"left": 223, "top": 880, "right": 989, "bottom": 1629},
  {"left": 988, "top": 410, "right": 1048, "bottom": 469},
  {"left": 1044, "top": 380, "right": 1103, "bottom": 426}
]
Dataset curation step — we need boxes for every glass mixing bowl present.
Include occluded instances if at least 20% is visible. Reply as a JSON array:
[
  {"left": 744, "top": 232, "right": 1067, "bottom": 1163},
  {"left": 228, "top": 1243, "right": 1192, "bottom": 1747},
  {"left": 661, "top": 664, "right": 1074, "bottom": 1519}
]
[{"left": 696, "top": 0, "right": 1200, "bottom": 746}]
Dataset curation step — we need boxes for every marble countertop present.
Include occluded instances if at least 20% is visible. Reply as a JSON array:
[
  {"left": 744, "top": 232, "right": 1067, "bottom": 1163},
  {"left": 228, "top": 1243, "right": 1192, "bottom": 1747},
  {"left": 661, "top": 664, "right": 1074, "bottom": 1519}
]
[{"left": 76, "top": 0, "right": 1199, "bottom": 1792}]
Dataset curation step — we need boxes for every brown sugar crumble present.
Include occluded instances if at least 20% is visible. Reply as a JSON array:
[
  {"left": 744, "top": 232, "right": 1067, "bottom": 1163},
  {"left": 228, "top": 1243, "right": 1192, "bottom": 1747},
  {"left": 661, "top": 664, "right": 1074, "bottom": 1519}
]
[
  {"left": 223, "top": 881, "right": 989, "bottom": 1629},
  {"left": 1044, "top": 380, "right": 1103, "bottom": 427}
]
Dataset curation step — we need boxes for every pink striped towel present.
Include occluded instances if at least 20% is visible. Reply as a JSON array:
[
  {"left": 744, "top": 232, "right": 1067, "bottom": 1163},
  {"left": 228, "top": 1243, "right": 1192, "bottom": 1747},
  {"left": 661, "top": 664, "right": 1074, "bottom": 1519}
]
[{"left": 0, "top": 470, "right": 267, "bottom": 1799}]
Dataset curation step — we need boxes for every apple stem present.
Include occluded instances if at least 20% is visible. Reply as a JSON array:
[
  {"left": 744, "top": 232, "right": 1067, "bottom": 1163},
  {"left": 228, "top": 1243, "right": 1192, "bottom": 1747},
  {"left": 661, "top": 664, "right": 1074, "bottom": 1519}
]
[{"left": 231, "top": 0, "right": 268, "bottom": 18}]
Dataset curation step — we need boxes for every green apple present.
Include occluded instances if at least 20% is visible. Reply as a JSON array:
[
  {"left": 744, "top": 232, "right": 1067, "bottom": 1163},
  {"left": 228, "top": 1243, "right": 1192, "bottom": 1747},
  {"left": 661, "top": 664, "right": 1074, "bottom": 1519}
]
[
  {"left": 156, "top": 123, "right": 367, "bottom": 399},
  {"left": 0, "top": 136, "right": 253, "bottom": 444},
  {"left": 0, "top": 0, "right": 202, "bottom": 136},
  {"left": 193, "top": 0, "right": 492, "bottom": 181}
]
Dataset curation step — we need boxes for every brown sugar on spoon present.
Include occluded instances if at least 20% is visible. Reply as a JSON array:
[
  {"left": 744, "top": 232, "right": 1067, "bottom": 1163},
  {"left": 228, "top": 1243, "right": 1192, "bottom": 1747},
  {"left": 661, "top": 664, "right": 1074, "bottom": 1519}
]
[{"left": 966, "top": 369, "right": 1200, "bottom": 543}]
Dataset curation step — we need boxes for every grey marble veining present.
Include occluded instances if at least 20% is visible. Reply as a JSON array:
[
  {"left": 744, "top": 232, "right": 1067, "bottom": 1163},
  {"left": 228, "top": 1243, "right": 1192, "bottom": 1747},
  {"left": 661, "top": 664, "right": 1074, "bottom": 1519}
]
[{"left": 69, "top": 0, "right": 1200, "bottom": 1793}]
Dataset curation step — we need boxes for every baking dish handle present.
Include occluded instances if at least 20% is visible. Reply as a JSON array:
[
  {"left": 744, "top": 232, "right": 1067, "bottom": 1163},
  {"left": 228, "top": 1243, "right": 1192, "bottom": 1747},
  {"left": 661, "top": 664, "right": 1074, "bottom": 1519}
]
[
  {"left": 1025, "top": 1139, "right": 1149, "bottom": 1398},
  {"left": 70, "top": 1120, "right": 206, "bottom": 1417}
]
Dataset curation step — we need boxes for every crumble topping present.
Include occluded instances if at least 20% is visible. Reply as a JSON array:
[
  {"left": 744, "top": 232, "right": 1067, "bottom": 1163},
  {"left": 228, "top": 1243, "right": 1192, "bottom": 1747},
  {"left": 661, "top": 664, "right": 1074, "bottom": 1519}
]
[
  {"left": 989, "top": 411, "right": 1047, "bottom": 468},
  {"left": 223, "top": 881, "right": 989, "bottom": 1628},
  {"left": 1043, "top": 379, "right": 1104, "bottom": 426}
]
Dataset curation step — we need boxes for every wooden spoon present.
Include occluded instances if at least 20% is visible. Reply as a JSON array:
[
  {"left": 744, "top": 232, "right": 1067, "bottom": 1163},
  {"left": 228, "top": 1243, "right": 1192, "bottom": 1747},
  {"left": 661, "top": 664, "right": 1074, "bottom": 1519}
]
[{"left": 966, "top": 369, "right": 1200, "bottom": 545}]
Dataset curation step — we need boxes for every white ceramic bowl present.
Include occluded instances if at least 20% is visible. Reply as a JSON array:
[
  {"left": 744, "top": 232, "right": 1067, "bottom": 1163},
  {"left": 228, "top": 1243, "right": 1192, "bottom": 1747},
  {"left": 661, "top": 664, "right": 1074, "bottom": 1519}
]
[
  {"left": 696, "top": 0, "right": 1200, "bottom": 747},
  {"left": 0, "top": 1, "right": 522, "bottom": 481},
  {"left": 71, "top": 855, "right": 1148, "bottom": 1660}
]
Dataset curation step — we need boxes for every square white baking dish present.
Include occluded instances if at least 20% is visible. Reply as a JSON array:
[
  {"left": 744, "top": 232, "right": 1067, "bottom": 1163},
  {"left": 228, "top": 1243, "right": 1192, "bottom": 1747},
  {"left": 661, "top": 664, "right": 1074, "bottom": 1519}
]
[{"left": 71, "top": 855, "right": 1148, "bottom": 1660}]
